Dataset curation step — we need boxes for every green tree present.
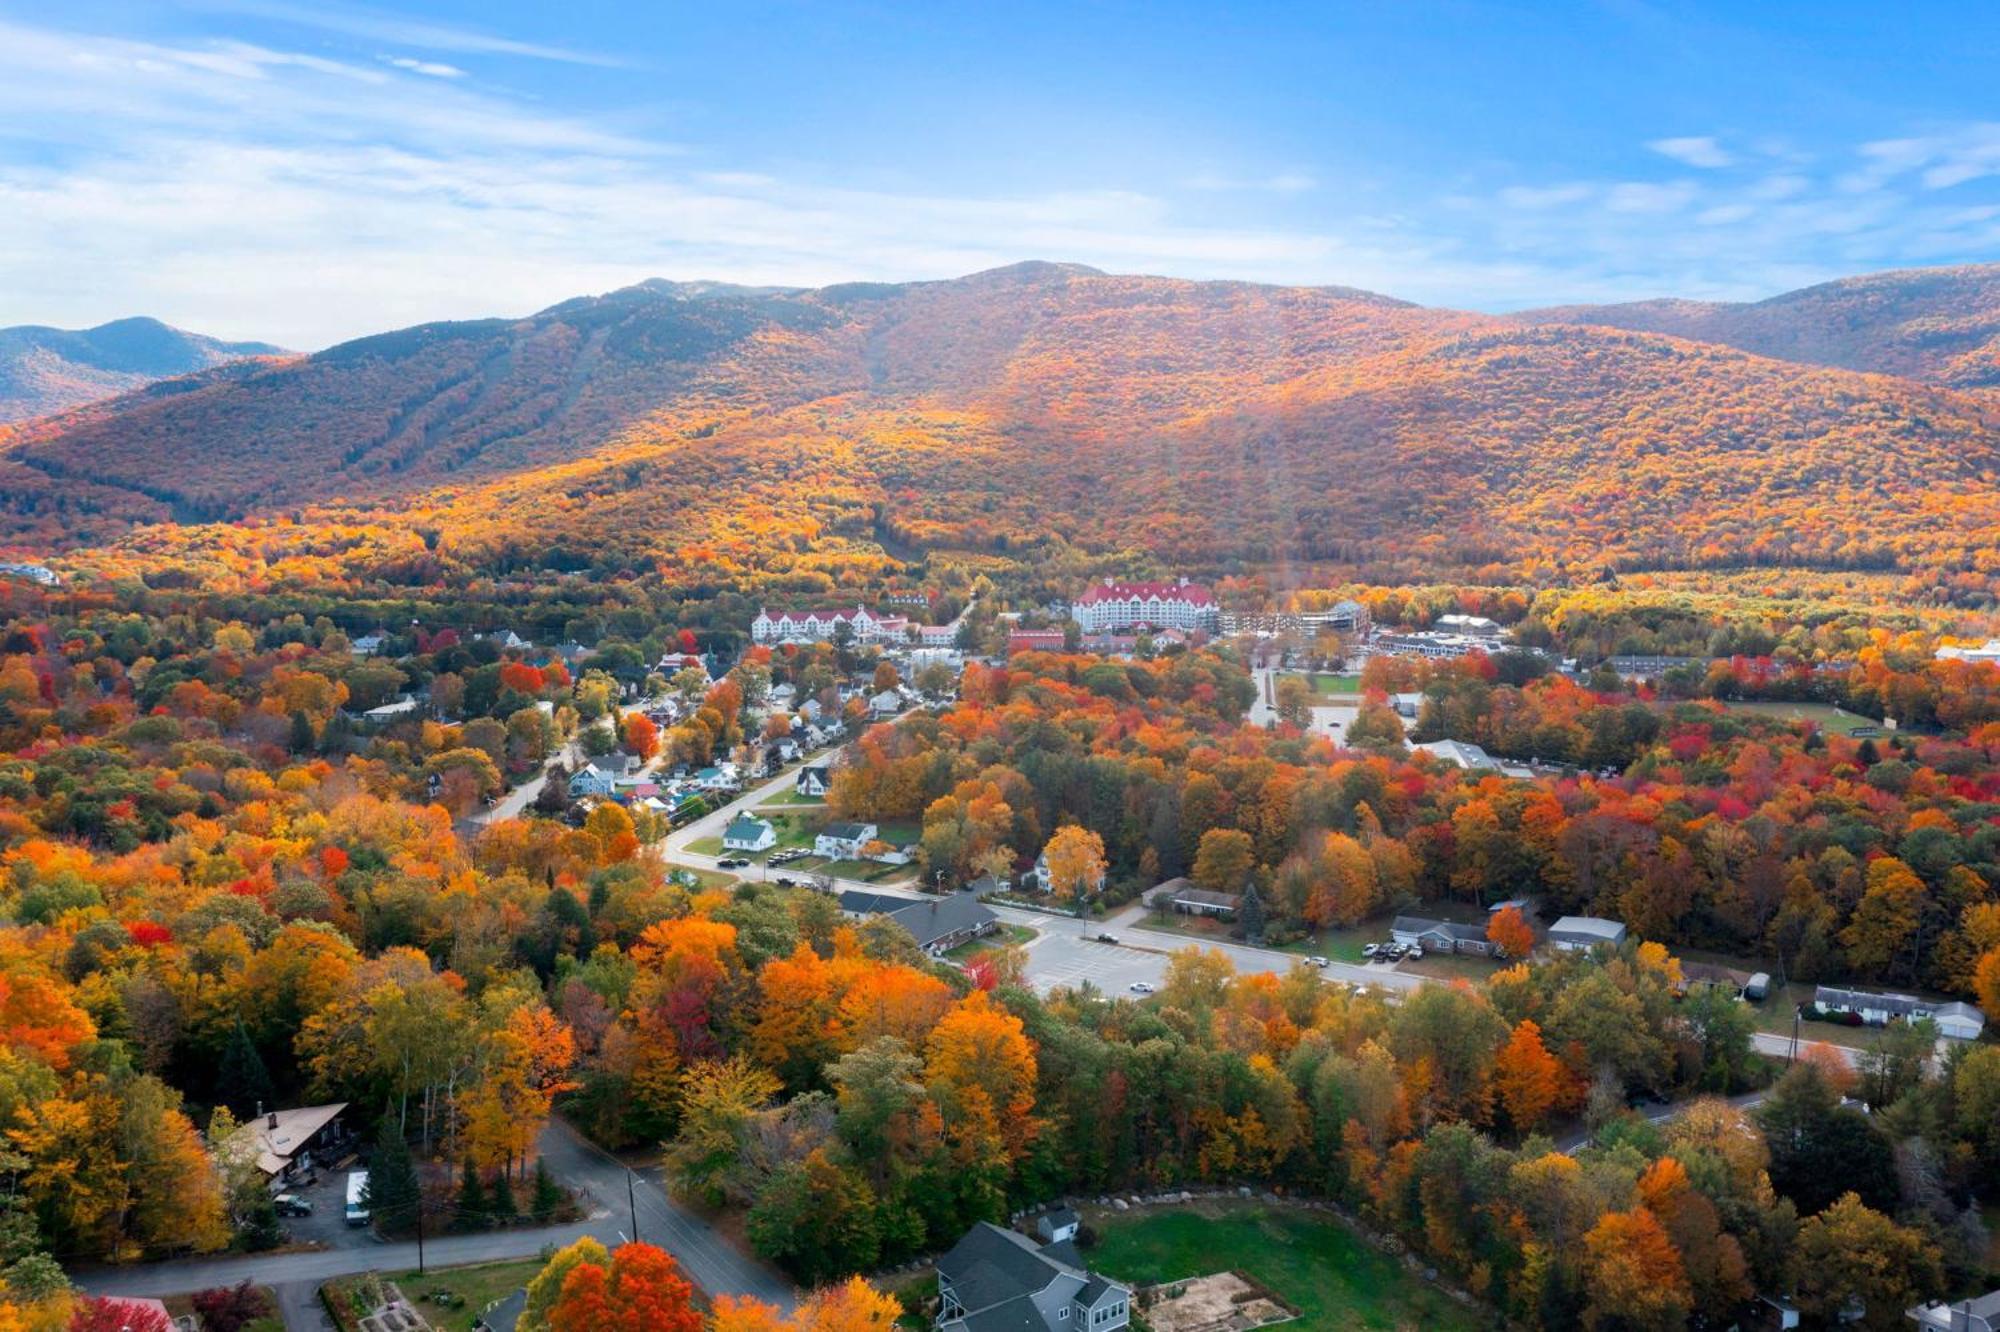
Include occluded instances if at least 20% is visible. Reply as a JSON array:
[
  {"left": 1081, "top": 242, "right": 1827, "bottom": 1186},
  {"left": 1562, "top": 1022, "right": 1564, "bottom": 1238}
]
[{"left": 362, "top": 1122, "right": 422, "bottom": 1236}]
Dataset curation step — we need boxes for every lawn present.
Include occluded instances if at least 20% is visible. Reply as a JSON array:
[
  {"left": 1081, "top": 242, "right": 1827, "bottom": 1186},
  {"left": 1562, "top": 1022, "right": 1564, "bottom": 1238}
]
[
  {"left": 755, "top": 789, "right": 827, "bottom": 808},
  {"left": 333, "top": 1257, "right": 547, "bottom": 1332},
  {"left": 946, "top": 923, "right": 1037, "bottom": 960},
  {"left": 1720, "top": 699, "right": 1882, "bottom": 737},
  {"left": 692, "top": 813, "right": 824, "bottom": 861},
  {"left": 1087, "top": 1202, "right": 1481, "bottom": 1332},
  {"left": 1308, "top": 673, "right": 1363, "bottom": 695}
]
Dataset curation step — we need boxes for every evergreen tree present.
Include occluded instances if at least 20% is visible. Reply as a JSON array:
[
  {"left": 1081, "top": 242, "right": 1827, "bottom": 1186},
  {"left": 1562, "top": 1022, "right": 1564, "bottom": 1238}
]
[
  {"left": 362, "top": 1123, "right": 422, "bottom": 1236},
  {"left": 1239, "top": 879, "right": 1267, "bottom": 944},
  {"left": 531, "top": 1157, "right": 565, "bottom": 1223},
  {"left": 215, "top": 1023, "right": 276, "bottom": 1118},
  {"left": 289, "top": 709, "right": 315, "bottom": 754},
  {"left": 488, "top": 1164, "right": 517, "bottom": 1223},
  {"left": 453, "top": 1159, "right": 488, "bottom": 1232},
  {"left": 237, "top": 1193, "right": 284, "bottom": 1252}
]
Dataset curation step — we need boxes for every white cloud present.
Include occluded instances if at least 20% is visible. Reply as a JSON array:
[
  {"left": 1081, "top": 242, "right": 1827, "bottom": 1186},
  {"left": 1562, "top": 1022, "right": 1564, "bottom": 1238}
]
[
  {"left": 1648, "top": 136, "right": 1733, "bottom": 169},
  {"left": 1604, "top": 181, "right": 1696, "bottom": 213},
  {"left": 188, "top": 0, "right": 627, "bottom": 67},
  {"left": 1497, "top": 183, "right": 1592, "bottom": 209},
  {"left": 383, "top": 55, "right": 465, "bottom": 79}
]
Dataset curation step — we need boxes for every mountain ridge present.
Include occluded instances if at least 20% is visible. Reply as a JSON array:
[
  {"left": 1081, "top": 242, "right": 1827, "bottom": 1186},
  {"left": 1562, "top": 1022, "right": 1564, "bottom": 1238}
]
[{"left": 0, "top": 316, "right": 286, "bottom": 423}]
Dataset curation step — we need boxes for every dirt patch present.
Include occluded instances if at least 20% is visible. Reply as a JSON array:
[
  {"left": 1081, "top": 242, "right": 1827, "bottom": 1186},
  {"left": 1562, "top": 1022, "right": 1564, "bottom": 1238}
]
[{"left": 1141, "top": 1272, "right": 1294, "bottom": 1332}]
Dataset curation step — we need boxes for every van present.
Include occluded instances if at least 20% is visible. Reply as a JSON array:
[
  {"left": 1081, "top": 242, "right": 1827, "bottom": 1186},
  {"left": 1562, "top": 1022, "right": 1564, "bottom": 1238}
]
[{"left": 345, "top": 1170, "right": 370, "bottom": 1227}]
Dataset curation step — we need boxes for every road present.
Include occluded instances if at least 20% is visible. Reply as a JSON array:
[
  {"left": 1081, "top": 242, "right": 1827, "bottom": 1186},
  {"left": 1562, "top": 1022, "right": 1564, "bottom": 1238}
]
[
  {"left": 74, "top": 1120, "right": 796, "bottom": 1317},
  {"left": 476, "top": 737, "right": 586, "bottom": 826}
]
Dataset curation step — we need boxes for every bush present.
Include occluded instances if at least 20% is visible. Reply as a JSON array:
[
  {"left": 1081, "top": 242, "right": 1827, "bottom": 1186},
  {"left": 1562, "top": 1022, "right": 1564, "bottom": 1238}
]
[{"left": 193, "top": 1281, "right": 272, "bottom": 1332}]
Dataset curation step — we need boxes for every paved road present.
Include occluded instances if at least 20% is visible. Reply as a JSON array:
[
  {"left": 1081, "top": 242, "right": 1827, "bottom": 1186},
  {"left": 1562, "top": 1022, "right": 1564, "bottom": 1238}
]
[
  {"left": 476, "top": 738, "right": 586, "bottom": 826},
  {"left": 75, "top": 1120, "right": 796, "bottom": 1317}
]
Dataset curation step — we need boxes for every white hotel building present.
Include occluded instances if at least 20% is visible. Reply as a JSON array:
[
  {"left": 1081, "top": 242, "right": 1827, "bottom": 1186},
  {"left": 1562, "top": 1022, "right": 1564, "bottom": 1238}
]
[
  {"left": 751, "top": 606, "right": 910, "bottom": 645},
  {"left": 1070, "top": 578, "right": 1220, "bottom": 633}
]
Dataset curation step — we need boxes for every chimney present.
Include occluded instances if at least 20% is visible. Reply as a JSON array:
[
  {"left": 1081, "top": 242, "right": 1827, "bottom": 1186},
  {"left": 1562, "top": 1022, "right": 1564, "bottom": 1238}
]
[{"left": 268, "top": 1108, "right": 279, "bottom": 1130}]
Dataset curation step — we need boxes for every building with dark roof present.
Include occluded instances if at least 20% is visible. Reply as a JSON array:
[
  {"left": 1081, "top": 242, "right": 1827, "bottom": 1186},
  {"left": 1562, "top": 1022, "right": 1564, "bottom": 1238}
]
[
  {"left": 1150, "top": 877, "right": 1242, "bottom": 918},
  {"left": 1390, "top": 916, "right": 1498, "bottom": 956},
  {"left": 936, "top": 1222, "right": 1130, "bottom": 1332},
  {"left": 1815, "top": 987, "right": 1986, "bottom": 1040},
  {"left": 1908, "top": 1287, "right": 2000, "bottom": 1332},
  {"left": 838, "top": 890, "right": 997, "bottom": 953}
]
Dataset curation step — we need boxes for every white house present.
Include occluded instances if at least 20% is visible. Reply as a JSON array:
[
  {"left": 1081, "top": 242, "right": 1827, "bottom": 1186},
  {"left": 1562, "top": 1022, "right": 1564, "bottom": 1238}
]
[
  {"left": 796, "top": 765, "right": 832, "bottom": 798},
  {"left": 815, "top": 821, "right": 878, "bottom": 860},
  {"left": 350, "top": 632, "right": 387, "bottom": 656},
  {"left": 937, "top": 1224, "right": 1129, "bottom": 1332},
  {"left": 870, "top": 689, "right": 903, "bottom": 718},
  {"left": 723, "top": 815, "right": 777, "bottom": 853},
  {"left": 1815, "top": 987, "right": 1986, "bottom": 1040},
  {"left": 1031, "top": 843, "right": 1105, "bottom": 896}
]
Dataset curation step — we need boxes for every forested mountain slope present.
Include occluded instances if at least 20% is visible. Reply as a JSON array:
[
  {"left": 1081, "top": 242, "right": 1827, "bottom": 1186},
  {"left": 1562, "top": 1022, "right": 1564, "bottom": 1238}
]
[
  {"left": 5, "top": 263, "right": 1999, "bottom": 584},
  {"left": 0, "top": 316, "right": 283, "bottom": 423}
]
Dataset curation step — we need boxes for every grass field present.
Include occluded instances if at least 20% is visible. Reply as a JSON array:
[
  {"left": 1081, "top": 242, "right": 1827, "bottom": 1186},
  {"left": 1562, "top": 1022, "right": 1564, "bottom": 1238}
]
[
  {"left": 1720, "top": 699, "right": 1881, "bottom": 736},
  {"left": 331, "top": 1257, "right": 546, "bottom": 1332},
  {"left": 755, "top": 789, "right": 827, "bottom": 807},
  {"left": 1308, "top": 673, "right": 1363, "bottom": 695},
  {"left": 1088, "top": 1203, "right": 1481, "bottom": 1331}
]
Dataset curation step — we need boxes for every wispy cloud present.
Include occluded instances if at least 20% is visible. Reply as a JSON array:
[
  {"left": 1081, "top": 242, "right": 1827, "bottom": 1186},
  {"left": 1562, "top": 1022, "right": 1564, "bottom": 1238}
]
[
  {"left": 383, "top": 55, "right": 464, "bottom": 79},
  {"left": 187, "top": 0, "right": 629, "bottom": 67},
  {"left": 1648, "top": 135, "right": 1733, "bottom": 168}
]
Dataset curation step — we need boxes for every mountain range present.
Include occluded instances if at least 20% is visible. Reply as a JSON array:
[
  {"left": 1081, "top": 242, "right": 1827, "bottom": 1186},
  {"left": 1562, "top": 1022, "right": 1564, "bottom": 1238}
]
[
  {"left": 0, "top": 317, "right": 284, "bottom": 424},
  {"left": 2, "top": 262, "right": 1996, "bottom": 584}
]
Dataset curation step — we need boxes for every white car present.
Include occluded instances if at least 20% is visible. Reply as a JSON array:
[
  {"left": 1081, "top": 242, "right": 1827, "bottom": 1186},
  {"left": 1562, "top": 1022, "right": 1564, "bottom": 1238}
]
[
  {"left": 1361, "top": 943, "right": 1379, "bottom": 958},
  {"left": 1128, "top": 981, "right": 1155, "bottom": 995},
  {"left": 1306, "top": 955, "right": 1330, "bottom": 968},
  {"left": 1406, "top": 946, "right": 1425, "bottom": 960}
]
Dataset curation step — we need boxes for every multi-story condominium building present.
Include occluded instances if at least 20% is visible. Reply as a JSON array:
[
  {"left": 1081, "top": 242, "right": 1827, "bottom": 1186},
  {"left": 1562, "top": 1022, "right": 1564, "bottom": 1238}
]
[
  {"left": 1071, "top": 578, "right": 1219, "bottom": 633},
  {"left": 750, "top": 606, "right": 910, "bottom": 645}
]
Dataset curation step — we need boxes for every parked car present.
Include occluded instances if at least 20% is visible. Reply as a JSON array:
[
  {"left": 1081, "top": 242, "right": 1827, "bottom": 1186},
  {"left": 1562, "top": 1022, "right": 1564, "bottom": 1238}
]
[
  {"left": 1406, "top": 946, "right": 1425, "bottom": 960},
  {"left": 273, "top": 1194, "right": 312, "bottom": 1217},
  {"left": 773, "top": 876, "right": 796, "bottom": 887},
  {"left": 1307, "top": 955, "right": 1330, "bottom": 968},
  {"left": 1097, "top": 933, "right": 1120, "bottom": 944},
  {"left": 717, "top": 857, "right": 748, "bottom": 869},
  {"left": 1362, "top": 943, "right": 1379, "bottom": 958},
  {"left": 1128, "top": 981, "right": 1155, "bottom": 994}
]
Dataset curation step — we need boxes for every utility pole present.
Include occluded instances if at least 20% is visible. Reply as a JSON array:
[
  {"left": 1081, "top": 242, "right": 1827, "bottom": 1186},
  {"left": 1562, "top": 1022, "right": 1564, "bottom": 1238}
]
[
  {"left": 415, "top": 1199, "right": 426, "bottom": 1275},
  {"left": 627, "top": 1169, "right": 640, "bottom": 1243}
]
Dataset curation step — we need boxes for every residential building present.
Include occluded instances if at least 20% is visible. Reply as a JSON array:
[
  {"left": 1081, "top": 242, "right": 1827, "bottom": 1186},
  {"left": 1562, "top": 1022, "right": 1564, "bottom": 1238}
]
[
  {"left": 1607, "top": 655, "right": 1704, "bottom": 680},
  {"left": 751, "top": 606, "right": 910, "bottom": 645},
  {"left": 935, "top": 1222, "right": 1131, "bottom": 1332},
  {"left": 1436, "top": 613, "right": 1502, "bottom": 638},
  {"left": 1071, "top": 577, "right": 1219, "bottom": 633},
  {"left": 1030, "top": 842, "right": 1105, "bottom": 896},
  {"left": 838, "top": 890, "right": 997, "bottom": 952},
  {"left": 1908, "top": 1288, "right": 2000, "bottom": 1332},
  {"left": 870, "top": 689, "right": 903, "bottom": 718},
  {"left": 1412, "top": 739, "right": 1503, "bottom": 772},
  {"left": 1008, "top": 629, "right": 1069, "bottom": 655},
  {"left": 723, "top": 815, "right": 776, "bottom": 853},
  {"left": 816, "top": 821, "right": 879, "bottom": 860},
  {"left": 0, "top": 562, "right": 60, "bottom": 587},
  {"left": 861, "top": 828, "right": 919, "bottom": 865},
  {"left": 1150, "top": 877, "right": 1241, "bottom": 918},
  {"left": 1391, "top": 916, "right": 1498, "bottom": 956},
  {"left": 354, "top": 696, "right": 421, "bottom": 728},
  {"left": 1549, "top": 916, "right": 1628, "bottom": 951},
  {"left": 796, "top": 765, "right": 832, "bottom": 798},
  {"left": 349, "top": 632, "right": 387, "bottom": 656},
  {"left": 217, "top": 1103, "right": 351, "bottom": 1192},
  {"left": 1680, "top": 963, "right": 1770, "bottom": 1001},
  {"left": 1375, "top": 632, "right": 1489, "bottom": 660},
  {"left": 1814, "top": 987, "right": 1986, "bottom": 1039}
]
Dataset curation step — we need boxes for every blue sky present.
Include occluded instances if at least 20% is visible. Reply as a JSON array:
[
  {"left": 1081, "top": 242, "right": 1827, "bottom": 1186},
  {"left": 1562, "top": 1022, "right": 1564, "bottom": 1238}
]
[{"left": 3, "top": 0, "right": 1999, "bottom": 346}]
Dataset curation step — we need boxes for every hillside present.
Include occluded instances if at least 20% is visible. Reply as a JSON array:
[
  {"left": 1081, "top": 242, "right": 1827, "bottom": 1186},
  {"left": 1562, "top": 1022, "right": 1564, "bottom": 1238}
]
[
  {"left": 0, "top": 316, "right": 284, "bottom": 423},
  {"left": 1523, "top": 263, "right": 2000, "bottom": 391},
  {"left": 6, "top": 263, "right": 2000, "bottom": 586}
]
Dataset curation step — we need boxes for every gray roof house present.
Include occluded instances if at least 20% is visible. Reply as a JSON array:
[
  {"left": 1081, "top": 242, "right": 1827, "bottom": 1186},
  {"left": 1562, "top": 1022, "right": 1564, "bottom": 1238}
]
[
  {"left": 1908, "top": 1288, "right": 2000, "bottom": 1332},
  {"left": 1390, "top": 916, "right": 1497, "bottom": 955},
  {"left": 1548, "top": 915, "right": 1627, "bottom": 951},
  {"left": 1816, "top": 987, "right": 1987, "bottom": 1040},
  {"left": 936, "top": 1222, "right": 1130, "bottom": 1332},
  {"left": 838, "top": 890, "right": 997, "bottom": 953}
]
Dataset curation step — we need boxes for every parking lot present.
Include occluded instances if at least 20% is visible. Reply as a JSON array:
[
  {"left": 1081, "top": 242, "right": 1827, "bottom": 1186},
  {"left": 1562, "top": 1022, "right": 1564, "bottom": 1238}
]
[
  {"left": 274, "top": 1167, "right": 382, "bottom": 1252},
  {"left": 1019, "top": 933, "right": 1172, "bottom": 995}
]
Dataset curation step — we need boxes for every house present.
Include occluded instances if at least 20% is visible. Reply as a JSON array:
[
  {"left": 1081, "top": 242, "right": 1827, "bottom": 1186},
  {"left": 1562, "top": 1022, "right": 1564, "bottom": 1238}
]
[
  {"left": 936, "top": 1222, "right": 1130, "bottom": 1332},
  {"left": 355, "top": 696, "right": 421, "bottom": 728},
  {"left": 1150, "top": 877, "right": 1242, "bottom": 919},
  {"left": 861, "top": 828, "right": 919, "bottom": 865},
  {"left": 217, "top": 1103, "right": 351, "bottom": 1192},
  {"left": 1815, "top": 987, "right": 1986, "bottom": 1039},
  {"left": 1679, "top": 962, "right": 1768, "bottom": 1000},
  {"left": 568, "top": 763, "right": 617, "bottom": 798},
  {"left": 1909, "top": 1288, "right": 2000, "bottom": 1332},
  {"left": 838, "top": 890, "right": 997, "bottom": 952},
  {"left": 799, "top": 698, "right": 825, "bottom": 723},
  {"left": 796, "top": 765, "right": 832, "bottom": 798},
  {"left": 966, "top": 873, "right": 1009, "bottom": 896},
  {"left": 723, "top": 815, "right": 776, "bottom": 853},
  {"left": 350, "top": 632, "right": 387, "bottom": 656},
  {"left": 1390, "top": 916, "right": 1497, "bottom": 955},
  {"left": 1036, "top": 1207, "right": 1081, "bottom": 1245},
  {"left": 1071, "top": 577, "right": 1219, "bottom": 633},
  {"left": 870, "top": 689, "right": 903, "bottom": 718},
  {"left": 1549, "top": 916, "right": 1628, "bottom": 951},
  {"left": 816, "top": 821, "right": 879, "bottom": 860},
  {"left": 694, "top": 766, "right": 739, "bottom": 793},
  {"left": 1936, "top": 638, "right": 2000, "bottom": 666},
  {"left": 1391, "top": 692, "right": 1425, "bottom": 719}
]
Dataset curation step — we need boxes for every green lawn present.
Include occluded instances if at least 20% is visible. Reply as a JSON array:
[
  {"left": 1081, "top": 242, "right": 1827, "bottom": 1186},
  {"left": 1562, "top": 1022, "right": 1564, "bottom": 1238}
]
[
  {"left": 1720, "top": 699, "right": 1881, "bottom": 736},
  {"left": 756, "top": 789, "right": 827, "bottom": 807},
  {"left": 1087, "top": 1203, "right": 1481, "bottom": 1331},
  {"left": 1309, "top": 673, "right": 1363, "bottom": 695},
  {"left": 336, "top": 1257, "right": 547, "bottom": 1332},
  {"left": 946, "top": 923, "right": 1037, "bottom": 960}
]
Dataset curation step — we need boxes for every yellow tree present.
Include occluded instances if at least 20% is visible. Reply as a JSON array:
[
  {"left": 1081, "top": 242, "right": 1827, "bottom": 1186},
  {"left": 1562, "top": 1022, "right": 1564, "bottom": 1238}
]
[
  {"left": 924, "top": 990, "right": 1037, "bottom": 1160},
  {"left": 1041, "top": 826, "right": 1106, "bottom": 905},
  {"left": 1582, "top": 1208, "right": 1691, "bottom": 1331}
]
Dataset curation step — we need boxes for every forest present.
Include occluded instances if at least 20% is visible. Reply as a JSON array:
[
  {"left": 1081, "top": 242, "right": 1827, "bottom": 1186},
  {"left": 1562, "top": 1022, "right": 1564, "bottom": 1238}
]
[{"left": 0, "top": 559, "right": 1993, "bottom": 1330}]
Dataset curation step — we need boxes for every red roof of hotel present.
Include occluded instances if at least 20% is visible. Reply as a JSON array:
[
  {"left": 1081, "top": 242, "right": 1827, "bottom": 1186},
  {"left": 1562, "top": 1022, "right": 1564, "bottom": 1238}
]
[{"left": 1075, "top": 579, "right": 1215, "bottom": 606}]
